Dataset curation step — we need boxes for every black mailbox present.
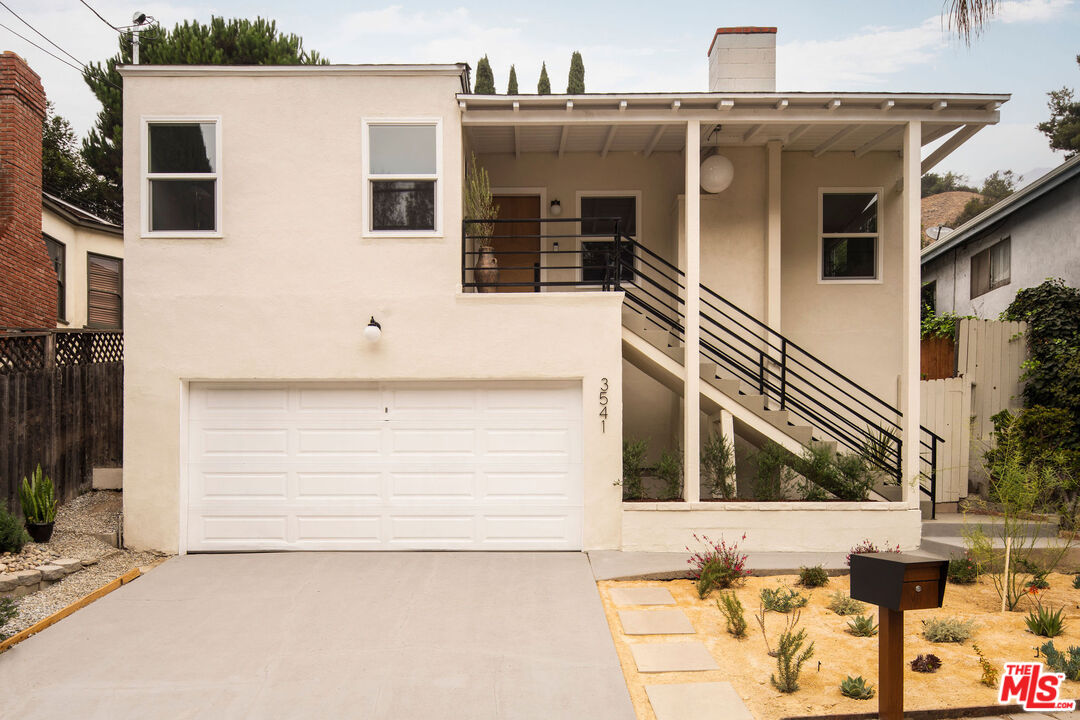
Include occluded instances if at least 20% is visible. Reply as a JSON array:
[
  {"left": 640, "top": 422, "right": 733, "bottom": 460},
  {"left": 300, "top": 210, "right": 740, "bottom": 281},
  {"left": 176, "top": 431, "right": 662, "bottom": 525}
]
[{"left": 849, "top": 552, "right": 948, "bottom": 612}]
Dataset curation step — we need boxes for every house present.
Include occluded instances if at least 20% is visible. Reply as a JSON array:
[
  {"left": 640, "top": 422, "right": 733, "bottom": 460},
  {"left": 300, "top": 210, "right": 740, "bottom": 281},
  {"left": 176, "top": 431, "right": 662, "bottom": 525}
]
[
  {"left": 922, "top": 154, "right": 1080, "bottom": 318},
  {"left": 0, "top": 52, "right": 124, "bottom": 331},
  {"left": 117, "top": 28, "right": 1006, "bottom": 555}
]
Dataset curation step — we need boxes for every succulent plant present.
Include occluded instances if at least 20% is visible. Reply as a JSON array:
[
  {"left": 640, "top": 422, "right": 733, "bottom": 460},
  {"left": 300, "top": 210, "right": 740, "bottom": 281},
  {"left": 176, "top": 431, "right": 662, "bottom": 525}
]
[
  {"left": 846, "top": 614, "right": 879, "bottom": 637},
  {"left": 910, "top": 653, "right": 942, "bottom": 673},
  {"left": 839, "top": 675, "right": 875, "bottom": 700}
]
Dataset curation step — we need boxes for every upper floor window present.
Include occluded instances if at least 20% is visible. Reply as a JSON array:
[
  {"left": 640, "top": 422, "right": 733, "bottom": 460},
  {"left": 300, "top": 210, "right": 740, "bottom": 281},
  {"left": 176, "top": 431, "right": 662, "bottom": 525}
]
[
  {"left": 145, "top": 119, "right": 220, "bottom": 235},
  {"left": 364, "top": 120, "right": 440, "bottom": 235},
  {"left": 580, "top": 194, "right": 637, "bottom": 284},
  {"left": 44, "top": 235, "right": 65, "bottom": 322},
  {"left": 819, "top": 190, "right": 881, "bottom": 282},
  {"left": 970, "top": 237, "right": 1010, "bottom": 298}
]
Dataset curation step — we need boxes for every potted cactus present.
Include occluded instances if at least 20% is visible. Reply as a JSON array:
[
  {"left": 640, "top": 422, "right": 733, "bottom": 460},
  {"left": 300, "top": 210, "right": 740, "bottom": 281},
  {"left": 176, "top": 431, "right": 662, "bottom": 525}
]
[
  {"left": 464, "top": 153, "right": 499, "bottom": 292},
  {"left": 19, "top": 464, "right": 58, "bottom": 543}
]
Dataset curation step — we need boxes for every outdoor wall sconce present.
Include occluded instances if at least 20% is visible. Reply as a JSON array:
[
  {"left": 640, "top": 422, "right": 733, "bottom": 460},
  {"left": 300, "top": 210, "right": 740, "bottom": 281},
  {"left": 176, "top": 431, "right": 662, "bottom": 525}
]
[
  {"left": 363, "top": 316, "right": 382, "bottom": 343},
  {"left": 549, "top": 199, "right": 562, "bottom": 216},
  {"left": 700, "top": 154, "right": 735, "bottom": 193}
]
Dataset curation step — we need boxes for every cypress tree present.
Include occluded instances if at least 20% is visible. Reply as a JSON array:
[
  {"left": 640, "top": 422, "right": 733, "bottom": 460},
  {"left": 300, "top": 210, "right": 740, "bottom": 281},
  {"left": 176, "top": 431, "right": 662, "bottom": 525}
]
[
  {"left": 507, "top": 65, "right": 519, "bottom": 94},
  {"left": 474, "top": 55, "right": 496, "bottom": 94},
  {"left": 537, "top": 62, "right": 551, "bottom": 95},
  {"left": 567, "top": 51, "right": 585, "bottom": 93}
]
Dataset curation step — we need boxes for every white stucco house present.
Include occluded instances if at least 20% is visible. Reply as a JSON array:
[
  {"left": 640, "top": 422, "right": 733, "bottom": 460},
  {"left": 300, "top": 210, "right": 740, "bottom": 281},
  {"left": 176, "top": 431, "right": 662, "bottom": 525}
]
[{"left": 118, "top": 27, "right": 1007, "bottom": 555}]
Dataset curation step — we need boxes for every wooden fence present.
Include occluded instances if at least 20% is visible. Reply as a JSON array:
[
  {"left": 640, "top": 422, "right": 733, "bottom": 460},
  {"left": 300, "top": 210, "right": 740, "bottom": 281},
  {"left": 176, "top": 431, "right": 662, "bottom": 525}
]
[
  {"left": 0, "top": 331, "right": 123, "bottom": 516},
  {"left": 920, "top": 376, "right": 972, "bottom": 505},
  {"left": 921, "top": 336, "right": 956, "bottom": 380}
]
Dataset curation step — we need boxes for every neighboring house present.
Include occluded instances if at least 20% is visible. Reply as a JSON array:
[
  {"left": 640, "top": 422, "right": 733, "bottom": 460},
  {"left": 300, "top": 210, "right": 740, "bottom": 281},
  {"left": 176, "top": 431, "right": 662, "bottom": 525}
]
[
  {"left": 118, "top": 27, "right": 1006, "bottom": 555},
  {"left": 922, "top": 154, "right": 1080, "bottom": 318}
]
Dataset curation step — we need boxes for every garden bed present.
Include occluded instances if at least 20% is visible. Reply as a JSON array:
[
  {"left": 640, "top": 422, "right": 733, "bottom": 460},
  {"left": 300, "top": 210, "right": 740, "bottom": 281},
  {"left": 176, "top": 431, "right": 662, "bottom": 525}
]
[{"left": 598, "top": 572, "right": 1080, "bottom": 720}]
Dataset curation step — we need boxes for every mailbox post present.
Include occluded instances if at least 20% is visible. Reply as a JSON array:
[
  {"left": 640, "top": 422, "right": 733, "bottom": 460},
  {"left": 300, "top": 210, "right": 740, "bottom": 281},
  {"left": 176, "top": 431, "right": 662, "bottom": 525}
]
[{"left": 849, "top": 553, "right": 949, "bottom": 720}]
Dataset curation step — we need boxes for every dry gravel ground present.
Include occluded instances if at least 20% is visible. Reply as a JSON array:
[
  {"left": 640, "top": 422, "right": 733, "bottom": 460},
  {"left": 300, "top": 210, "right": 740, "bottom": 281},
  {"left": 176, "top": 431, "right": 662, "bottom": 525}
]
[{"left": 1, "top": 491, "right": 169, "bottom": 638}]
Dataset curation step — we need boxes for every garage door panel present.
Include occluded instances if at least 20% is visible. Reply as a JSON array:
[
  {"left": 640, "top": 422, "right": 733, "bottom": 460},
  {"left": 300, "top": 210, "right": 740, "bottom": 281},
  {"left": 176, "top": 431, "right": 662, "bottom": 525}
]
[
  {"left": 482, "top": 514, "right": 572, "bottom": 543},
  {"left": 390, "top": 515, "right": 475, "bottom": 543},
  {"left": 198, "top": 428, "right": 289, "bottom": 457},
  {"left": 483, "top": 472, "right": 572, "bottom": 501},
  {"left": 297, "top": 428, "right": 382, "bottom": 455},
  {"left": 199, "top": 386, "right": 290, "bottom": 413},
  {"left": 388, "top": 387, "right": 478, "bottom": 417},
  {"left": 199, "top": 472, "right": 288, "bottom": 499},
  {"left": 199, "top": 515, "right": 288, "bottom": 543},
  {"left": 297, "top": 515, "right": 381, "bottom": 541},
  {"left": 389, "top": 471, "right": 476, "bottom": 500},
  {"left": 297, "top": 387, "right": 382, "bottom": 414},
  {"left": 296, "top": 472, "right": 382, "bottom": 499},
  {"left": 390, "top": 428, "right": 476, "bottom": 456},
  {"left": 486, "top": 428, "right": 572, "bottom": 457}
]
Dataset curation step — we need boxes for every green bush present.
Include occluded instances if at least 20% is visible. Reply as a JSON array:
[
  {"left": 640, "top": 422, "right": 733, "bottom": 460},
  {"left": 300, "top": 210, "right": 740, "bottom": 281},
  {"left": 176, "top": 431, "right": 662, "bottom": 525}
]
[
  {"left": 760, "top": 586, "right": 809, "bottom": 613},
  {"left": 717, "top": 591, "right": 747, "bottom": 638},
  {"left": 1041, "top": 640, "right": 1080, "bottom": 681},
  {"left": 922, "top": 616, "right": 975, "bottom": 643},
  {"left": 622, "top": 439, "right": 647, "bottom": 501},
  {"left": 770, "top": 616, "right": 814, "bottom": 693},
  {"left": 948, "top": 552, "right": 980, "bottom": 584},
  {"left": 839, "top": 675, "right": 875, "bottom": 700},
  {"left": 827, "top": 591, "right": 865, "bottom": 616},
  {"left": 846, "top": 615, "right": 879, "bottom": 637},
  {"left": 1072, "top": 573, "right": 1080, "bottom": 590},
  {"left": 688, "top": 533, "right": 750, "bottom": 599},
  {"left": 696, "top": 558, "right": 742, "bottom": 599},
  {"left": 0, "top": 597, "right": 16, "bottom": 641},
  {"left": 702, "top": 433, "right": 736, "bottom": 499},
  {"left": 798, "top": 565, "right": 829, "bottom": 588},
  {"left": 19, "top": 464, "right": 57, "bottom": 524},
  {"left": 1026, "top": 603, "right": 1067, "bottom": 637},
  {"left": 656, "top": 449, "right": 683, "bottom": 501},
  {"left": 751, "top": 442, "right": 795, "bottom": 501},
  {"left": 0, "top": 503, "right": 29, "bottom": 554}
]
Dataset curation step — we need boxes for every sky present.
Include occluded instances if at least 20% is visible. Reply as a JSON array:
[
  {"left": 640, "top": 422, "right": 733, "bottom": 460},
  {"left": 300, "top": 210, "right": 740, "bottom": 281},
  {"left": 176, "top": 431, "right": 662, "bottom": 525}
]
[{"left": 3, "top": 0, "right": 1079, "bottom": 183}]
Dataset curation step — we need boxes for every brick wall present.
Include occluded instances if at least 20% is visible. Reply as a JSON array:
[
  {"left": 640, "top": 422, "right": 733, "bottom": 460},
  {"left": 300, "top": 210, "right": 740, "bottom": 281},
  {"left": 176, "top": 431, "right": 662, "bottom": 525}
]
[{"left": 0, "top": 51, "right": 53, "bottom": 329}]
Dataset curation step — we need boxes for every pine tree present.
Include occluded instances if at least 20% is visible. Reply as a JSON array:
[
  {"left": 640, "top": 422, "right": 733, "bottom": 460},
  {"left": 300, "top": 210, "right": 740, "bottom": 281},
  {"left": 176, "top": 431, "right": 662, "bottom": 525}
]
[
  {"left": 42, "top": 102, "right": 116, "bottom": 221},
  {"left": 474, "top": 55, "right": 495, "bottom": 94},
  {"left": 567, "top": 51, "right": 585, "bottom": 94},
  {"left": 507, "top": 65, "right": 519, "bottom": 94},
  {"left": 81, "top": 17, "right": 326, "bottom": 211},
  {"left": 537, "top": 62, "right": 551, "bottom": 95}
]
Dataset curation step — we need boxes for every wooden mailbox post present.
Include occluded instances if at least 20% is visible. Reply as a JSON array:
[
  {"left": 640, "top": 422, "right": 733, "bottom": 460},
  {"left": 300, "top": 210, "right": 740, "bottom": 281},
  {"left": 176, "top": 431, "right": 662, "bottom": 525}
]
[{"left": 849, "top": 553, "right": 949, "bottom": 720}]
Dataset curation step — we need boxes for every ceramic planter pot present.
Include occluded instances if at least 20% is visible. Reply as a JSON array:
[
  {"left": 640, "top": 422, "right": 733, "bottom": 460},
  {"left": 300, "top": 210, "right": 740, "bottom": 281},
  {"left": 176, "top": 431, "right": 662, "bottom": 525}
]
[
  {"left": 25, "top": 522, "right": 54, "bottom": 544},
  {"left": 475, "top": 244, "right": 498, "bottom": 293}
]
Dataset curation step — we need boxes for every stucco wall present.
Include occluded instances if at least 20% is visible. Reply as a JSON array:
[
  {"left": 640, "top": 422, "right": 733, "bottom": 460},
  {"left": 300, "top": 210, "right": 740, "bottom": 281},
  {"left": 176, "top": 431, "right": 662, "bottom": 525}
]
[
  {"left": 42, "top": 207, "right": 124, "bottom": 329},
  {"left": 122, "top": 71, "right": 624, "bottom": 553},
  {"left": 922, "top": 178, "right": 1080, "bottom": 318}
]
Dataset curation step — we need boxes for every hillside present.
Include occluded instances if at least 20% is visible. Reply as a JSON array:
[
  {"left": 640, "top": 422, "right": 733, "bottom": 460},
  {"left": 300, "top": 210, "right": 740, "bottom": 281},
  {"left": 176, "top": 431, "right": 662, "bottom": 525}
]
[{"left": 921, "top": 191, "right": 983, "bottom": 246}]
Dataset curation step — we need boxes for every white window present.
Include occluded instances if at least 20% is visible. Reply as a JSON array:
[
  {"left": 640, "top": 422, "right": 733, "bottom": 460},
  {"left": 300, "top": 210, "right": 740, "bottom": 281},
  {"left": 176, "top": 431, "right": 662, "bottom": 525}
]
[
  {"left": 143, "top": 118, "right": 221, "bottom": 237},
  {"left": 970, "top": 237, "right": 1010, "bottom": 298},
  {"left": 819, "top": 189, "right": 882, "bottom": 283},
  {"left": 363, "top": 120, "right": 441, "bottom": 235}
]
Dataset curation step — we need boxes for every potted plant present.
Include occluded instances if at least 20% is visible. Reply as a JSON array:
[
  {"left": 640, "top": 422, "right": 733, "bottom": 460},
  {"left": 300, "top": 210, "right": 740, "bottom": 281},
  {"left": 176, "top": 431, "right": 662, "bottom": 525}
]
[
  {"left": 464, "top": 153, "right": 499, "bottom": 292},
  {"left": 19, "top": 464, "right": 58, "bottom": 543}
]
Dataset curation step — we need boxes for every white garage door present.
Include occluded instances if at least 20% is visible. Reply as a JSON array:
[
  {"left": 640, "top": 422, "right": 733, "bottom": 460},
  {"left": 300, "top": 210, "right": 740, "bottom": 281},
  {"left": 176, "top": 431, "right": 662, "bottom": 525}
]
[{"left": 184, "top": 382, "right": 583, "bottom": 551}]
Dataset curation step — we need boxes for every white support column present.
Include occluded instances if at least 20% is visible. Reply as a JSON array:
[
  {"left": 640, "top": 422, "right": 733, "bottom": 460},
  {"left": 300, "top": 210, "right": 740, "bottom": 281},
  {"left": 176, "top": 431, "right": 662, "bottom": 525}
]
[
  {"left": 901, "top": 121, "right": 922, "bottom": 507},
  {"left": 684, "top": 120, "right": 701, "bottom": 503},
  {"left": 765, "top": 140, "right": 782, "bottom": 331}
]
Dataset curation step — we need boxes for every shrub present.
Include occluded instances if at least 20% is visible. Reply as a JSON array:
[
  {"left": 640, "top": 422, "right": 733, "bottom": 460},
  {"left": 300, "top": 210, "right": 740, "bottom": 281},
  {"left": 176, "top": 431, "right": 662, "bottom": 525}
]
[
  {"left": 760, "top": 586, "right": 809, "bottom": 613},
  {"left": 798, "top": 565, "right": 829, "bottom": 588},
  {"left": 1073, "top": 574, "right": 1080, "bottom": 590},
  {"left": 827, "top": 591, "right": 865, "bottom": 616},
  {"left": 0, "top": 597, "right": 17, "bottom": 640},
  {"left": 0, "top": 503, "right": 29, "bottom": 554},
  {"left": 846, "top": 615, "right": 879, "bottom": 637},
  {"left": 656, "top": 449, "right": 683, "bottom": 501},
  {"left": 717, "top": 591, "right": 747, "bottom": 638},
  {"left": 1041, "top": 640, "right": 1080, "bottom": 681},
  {"left": 973, "top": 643, "right": 999, "bottom": 687},
  {"left": 831, "top": 452, "right": 876, "bottom": 501},
  {"left": 1026, "top": 601, "right": 1066, "bottom": 637},
  {"left": 922, "top": 616, "right": 975, "bottom": 643},
  {"left": 770, "top": 613, "right": 814, "bottom": 693},
  {"left": 702, "top": 433, "right": 736, "bottom": 499},
  {"left": 839, "top": 675, "right": 875, "bottom": 700},
  {"left": 19, "top": 464, "right": 57, "bottom": 525},
  {"left": 752, "top": 441, "right": 795, "bottom": 501},
  {"left": 622, "top": 439, "right": 648, "bottom": 500},
  {"left": 686, "top": 533, "right": 750, "bottom": 597},
  {"left": 948, "top": 552, "right": 979, "bottom": 584},
  {"left": 910, "top": 653, "right": 942, "bottom": 673},
  {"left": 846, "top": 539, "right": 901, "bottom": 567}
]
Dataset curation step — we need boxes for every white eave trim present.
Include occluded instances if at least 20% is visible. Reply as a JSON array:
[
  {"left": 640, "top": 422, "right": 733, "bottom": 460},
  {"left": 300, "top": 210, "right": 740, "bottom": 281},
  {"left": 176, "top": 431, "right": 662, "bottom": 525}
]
[
  {"left": 458, "top": 91, "right": 1010, "bottom": 108},
  {"left": 118, "top": 63, "right": 469, "bottom": 78}
]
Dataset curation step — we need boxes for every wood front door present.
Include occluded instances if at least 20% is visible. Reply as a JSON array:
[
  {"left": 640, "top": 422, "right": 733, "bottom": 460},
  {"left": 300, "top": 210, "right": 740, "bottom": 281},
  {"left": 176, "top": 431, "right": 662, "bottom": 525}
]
[{"left": 493, "top": 195, "right": 541, "bottom": 292}]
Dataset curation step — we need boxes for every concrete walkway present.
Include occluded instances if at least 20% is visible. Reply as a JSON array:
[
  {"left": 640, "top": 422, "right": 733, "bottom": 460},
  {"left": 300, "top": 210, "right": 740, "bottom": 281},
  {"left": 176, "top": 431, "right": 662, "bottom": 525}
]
[{"left": 0, "top": 552, "right": 635, "bottom": 720}]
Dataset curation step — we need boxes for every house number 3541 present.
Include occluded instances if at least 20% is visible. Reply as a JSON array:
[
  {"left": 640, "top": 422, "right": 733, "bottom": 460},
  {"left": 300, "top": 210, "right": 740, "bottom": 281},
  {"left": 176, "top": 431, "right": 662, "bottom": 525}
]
[{"left": 599, "top": 378, "right": 609, "bottom": 433}]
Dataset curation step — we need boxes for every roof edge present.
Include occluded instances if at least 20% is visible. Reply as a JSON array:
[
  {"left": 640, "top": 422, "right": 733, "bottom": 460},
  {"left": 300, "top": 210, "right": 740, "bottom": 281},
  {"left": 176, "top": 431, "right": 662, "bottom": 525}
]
[
  {"left": 42, "top": 193, "right": 122, "bottom": 235},
  {"left": 117, "top": 63, "right": 469, "bottom": 79}
]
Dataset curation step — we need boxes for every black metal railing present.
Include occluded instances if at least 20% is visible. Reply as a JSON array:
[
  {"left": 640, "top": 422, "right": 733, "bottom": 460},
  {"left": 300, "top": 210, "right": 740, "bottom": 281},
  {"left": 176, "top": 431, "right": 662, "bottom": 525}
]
[{"left": 460, "top": 218, "right": 942, "bottom": 515}]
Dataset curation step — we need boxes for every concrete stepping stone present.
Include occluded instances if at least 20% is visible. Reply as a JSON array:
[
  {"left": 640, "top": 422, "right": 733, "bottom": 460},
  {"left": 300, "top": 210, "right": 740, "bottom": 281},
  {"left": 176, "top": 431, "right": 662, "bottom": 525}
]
[
  {"left": 618, "top": 608, "right": 695, "bottom": 635},
  {"left": 631, "top": 641, "right": 718, "bottom": 672},
  {"left": 610, "top": 586, "right": 676, "bottom": 606},
  {"left": 645, "top": 682, "right": 754, "bottom": 720}
]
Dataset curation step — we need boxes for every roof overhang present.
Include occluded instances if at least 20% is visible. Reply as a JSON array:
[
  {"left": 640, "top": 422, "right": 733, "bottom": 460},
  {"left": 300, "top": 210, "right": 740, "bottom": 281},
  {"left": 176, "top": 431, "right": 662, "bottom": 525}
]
[
  {"left": 460, "top": 92, "right": 1008, "bottom": 160},
  {"left": 42, "top": 193, "right": 122, "bottom": 236},
  {"left": 118, "top": 63, "right": 471, "bottom": 89}
]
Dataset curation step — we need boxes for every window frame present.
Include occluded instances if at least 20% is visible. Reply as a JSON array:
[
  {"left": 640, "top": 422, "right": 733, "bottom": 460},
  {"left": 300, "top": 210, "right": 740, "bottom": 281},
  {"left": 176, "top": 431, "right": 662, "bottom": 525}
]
[
  {"left": 44, "top": 234, "right": 66, "bottom": 323},
  {"left": 575, "top": 190, "right": 642, "bottom": 285},
  {"left": 970, "top": 236, "right": 1011, "bottom": 299},
  {"left": 86, "top": 251, "right": 123, "bottom": 330},
  {"left": 361, "top": 118, "right": 443, "bottom": 238},
  {"left": 141, "top": 116, "right": 223, "bottom": 239},
  {"left": 817, "top": 187, "right": 884, "bottom": 284}
]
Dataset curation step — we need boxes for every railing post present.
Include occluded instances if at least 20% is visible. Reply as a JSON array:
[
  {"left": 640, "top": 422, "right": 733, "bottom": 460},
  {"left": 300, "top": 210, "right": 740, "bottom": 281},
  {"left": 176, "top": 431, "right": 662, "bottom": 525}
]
[
  {"left": 758, "top": 350, "right": 766, "bottom": 409},
  {"left": 930, "top": 436, "right": 938, "bottom": 520},
  {"left": 779, "top": 338, "right": 788, "bottom": 411},
  {"left": 461, "top": 220, "right": 467, "bottom": 290},
  {"left": 613, "top": 220, "right": 622, "bottom": 292},
  {"left": 894, "top": 437, "right": 903, "bottom": 485}
]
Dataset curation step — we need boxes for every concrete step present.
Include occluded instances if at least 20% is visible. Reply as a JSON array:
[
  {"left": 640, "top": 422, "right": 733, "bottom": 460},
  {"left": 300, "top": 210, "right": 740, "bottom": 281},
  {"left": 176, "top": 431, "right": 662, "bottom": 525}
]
[
  {"left": 921, "top": 516, "right": 1060, "bottom": 539},
  {"left": 875, "top": 484, "right": 903, "bottom": 502},
  {"left": 920, "top": 533, "right": 1077, "bottom": 563},
  {"left": 642, "top": 328, "right": 682, "bottom": 350}
]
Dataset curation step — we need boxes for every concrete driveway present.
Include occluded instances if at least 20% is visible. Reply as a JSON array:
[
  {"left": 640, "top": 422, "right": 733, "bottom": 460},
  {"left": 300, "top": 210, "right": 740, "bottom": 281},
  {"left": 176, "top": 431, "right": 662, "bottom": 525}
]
[{"left": 0, "top": 552, "right": 635, "bottom": 720}]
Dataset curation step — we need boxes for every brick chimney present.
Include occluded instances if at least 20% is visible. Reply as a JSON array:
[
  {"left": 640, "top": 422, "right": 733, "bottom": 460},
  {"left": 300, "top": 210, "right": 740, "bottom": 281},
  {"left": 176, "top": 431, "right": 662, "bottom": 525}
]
[
  {"left": 708, "top": 27, "right": 777, "bottom": 93},
  {"left": 0, "top": 51, "right": 54, "bottom": 329}
]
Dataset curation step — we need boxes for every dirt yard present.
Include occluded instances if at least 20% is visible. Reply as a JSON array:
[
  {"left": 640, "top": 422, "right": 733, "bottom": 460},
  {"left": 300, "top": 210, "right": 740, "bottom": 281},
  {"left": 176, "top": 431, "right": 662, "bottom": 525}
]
[{"left": 598, "top": 572, "right": 1080, "bottom": 720}]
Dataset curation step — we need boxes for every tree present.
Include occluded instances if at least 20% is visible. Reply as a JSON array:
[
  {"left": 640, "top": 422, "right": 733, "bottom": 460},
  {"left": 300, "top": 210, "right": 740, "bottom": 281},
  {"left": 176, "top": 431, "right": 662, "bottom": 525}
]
[
  {"left": 953, "top": 170, "right": 1020, "bottom": 225},
  {"left": 82, "top": 17, "right": 326, "bottom": 210},
  {"left": 42, "top": 102, "right": 117, "bottom": 221},
  {"left": 921, "top": 171, "right": 976, "bottom": 198},
  {"left": 474, "top": 55, "right": 495, "bottom": 94},
  {"left": 1037, "top": 55, "right": 1080, "bottom": 158},
  {"left": 567, "top": 51, "right": 584, "bottom": 94},
  {"left": 537, "top": 62, "right": 551, "bottom": 95},
  {"left": 945, "top": 0, "right": 998, "bottom": 45},
  {"left": 506, "top": 65, "right": 518, "bottom": 94}
]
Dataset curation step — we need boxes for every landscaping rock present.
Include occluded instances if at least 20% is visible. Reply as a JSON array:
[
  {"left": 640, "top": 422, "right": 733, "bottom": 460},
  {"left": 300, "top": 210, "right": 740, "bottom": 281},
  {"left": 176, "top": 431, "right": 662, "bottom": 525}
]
[
  {"left": 0, "top": 573, "right": 16, "bottom": 592},
  {"left": 37, "top": 564, "right": 65, "bottom": 581},
  {"left": 11, "top": 569, "right": 41, "bottom": 586},
  {"left": 53, "top": 558, "right": 82, "bottom": 574}
]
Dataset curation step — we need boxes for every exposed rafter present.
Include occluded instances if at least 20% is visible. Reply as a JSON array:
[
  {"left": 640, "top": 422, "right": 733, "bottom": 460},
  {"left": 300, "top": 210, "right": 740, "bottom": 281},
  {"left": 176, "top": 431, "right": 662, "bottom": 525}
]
[
  {"left": 920, "top": 124, "right": 956, "bottom": 146},
  {"left": 812, "top": 125, "right": 858, "bottom": 157},
  {"left": 717, "top": 99, "right": 734, "bottom": 112},
  {"left": 921, "top": 124, "right": 985, "bottom": 174},
  {"left": 557, "top": 125, "right": 569, "bottom": 157},
  {"left": 826, "top": 99, "right": 841, "bottom": 112},
  {"left": 880, "top": 100, "right": 895, "bottom": 112},
  {"left": 513, "top": 125, "right": 520, "bottom": 159},
  {"left": 643, "top": 125, "right": 665, "bottom": 158},
  {"left": 854, "top": 125, "right": 904, "bottom": 158},
  {"left": 785, "top": 124, "right": 810, "bottom": 146},
  {"left": 743, "top": 124, "right": 764, "bottom": 143},
  {"left": 600, "top": 125, "right": 617, "bottom": 157},
  {"left": 671, "top": 100, "right": 681, "bottom": 111},
  {"left": 775, "top": 99, "right": 788, "bottom": 111}
]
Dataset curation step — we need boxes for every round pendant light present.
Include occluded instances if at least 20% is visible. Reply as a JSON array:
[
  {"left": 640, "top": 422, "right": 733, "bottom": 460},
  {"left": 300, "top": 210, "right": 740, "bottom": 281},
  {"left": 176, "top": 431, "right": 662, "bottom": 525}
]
[{"left": 700, "top": 154, "right": 735, "bottom": 193}]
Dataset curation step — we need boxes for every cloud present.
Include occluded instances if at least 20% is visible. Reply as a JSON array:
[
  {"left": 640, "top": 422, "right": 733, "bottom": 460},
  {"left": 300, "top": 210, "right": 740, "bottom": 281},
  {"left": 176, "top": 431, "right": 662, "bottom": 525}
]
[{"left": 998, "top": 0, "right": 1072, "bottom": 23}]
